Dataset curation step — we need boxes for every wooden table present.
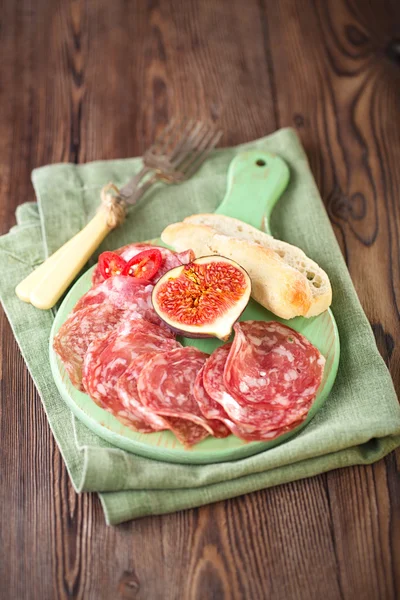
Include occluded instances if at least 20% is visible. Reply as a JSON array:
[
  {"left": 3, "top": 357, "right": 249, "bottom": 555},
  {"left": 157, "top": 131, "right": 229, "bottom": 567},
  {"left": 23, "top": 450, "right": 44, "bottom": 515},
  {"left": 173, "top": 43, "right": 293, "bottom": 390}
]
[{"left": 1, "top": 1, "right": 399, "bottom": 598}]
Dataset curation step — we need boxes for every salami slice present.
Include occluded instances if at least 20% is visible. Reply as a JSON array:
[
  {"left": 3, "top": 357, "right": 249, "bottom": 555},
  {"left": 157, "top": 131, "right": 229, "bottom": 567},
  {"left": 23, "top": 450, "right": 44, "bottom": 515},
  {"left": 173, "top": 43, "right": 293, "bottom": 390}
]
[
  {"left": 195, "top": 363, "right": 305, "bottom": 441},
  {"left": 137, "top": 347, "right": 229, "bottom": 441},
  {"left": 176, "top": 249, "right": 195, "bottom": 265},
  {"left": 203, "top": 344, "right": 314, "bottom": 433},
  {"left": 83, "top": 319, "right": 181, "bottom": 411},
  {"left": 119, "top": 243, "right": 164, "bottom": 262},
  {"left": 84, "top": 346, "right": 158, "bottom": 433},
  {"left": 53, "top": 304, "right": 124, "bottom": 390},
  {"left": 73, "top": 275, "right": 172, "bottom": 333},
  {"left": 115, "top": 352, "right": 169, "bottom": 431},
  {"left": 224, "top": 321, "right": 325, "bottom": 408},
  {"left": 116, "top": 351, "right": 228, "bottom": 442},
  {"left": 154, "top": 248, "right": 195, "bottom": 282},
  {"left": 74, "top": 276, "right": 149, "bottom": 312},
  {"left": 165, "top": 417, "right": 210, "bottom": 447}
]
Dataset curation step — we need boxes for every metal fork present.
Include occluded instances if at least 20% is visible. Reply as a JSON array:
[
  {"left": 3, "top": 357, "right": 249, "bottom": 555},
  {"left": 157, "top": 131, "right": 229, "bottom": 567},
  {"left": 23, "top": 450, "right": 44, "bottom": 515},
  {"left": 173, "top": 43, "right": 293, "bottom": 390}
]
[
  {"left": 16, "top": 119, "right": 223, "bottom": 310},
  {"left": 119, "top": 119, "right": 223, "bottom": 205}
]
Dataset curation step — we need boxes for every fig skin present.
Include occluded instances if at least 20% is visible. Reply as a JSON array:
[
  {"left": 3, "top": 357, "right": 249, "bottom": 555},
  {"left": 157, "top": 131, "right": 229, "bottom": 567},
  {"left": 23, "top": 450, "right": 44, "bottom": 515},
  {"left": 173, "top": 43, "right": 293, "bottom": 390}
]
[{"left": 152, "top": 255, "right": 251, "bottom": 342}]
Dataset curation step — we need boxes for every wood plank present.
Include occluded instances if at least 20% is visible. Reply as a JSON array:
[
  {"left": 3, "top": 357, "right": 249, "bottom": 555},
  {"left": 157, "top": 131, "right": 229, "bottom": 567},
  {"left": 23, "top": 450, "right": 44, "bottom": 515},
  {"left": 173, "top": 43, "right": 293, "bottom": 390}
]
[
  {"left": 0, "top": 0, "right": 398, "bottom": 598},
  {"left": 267, "top": 0, "right": 400, "bottom": 598}
]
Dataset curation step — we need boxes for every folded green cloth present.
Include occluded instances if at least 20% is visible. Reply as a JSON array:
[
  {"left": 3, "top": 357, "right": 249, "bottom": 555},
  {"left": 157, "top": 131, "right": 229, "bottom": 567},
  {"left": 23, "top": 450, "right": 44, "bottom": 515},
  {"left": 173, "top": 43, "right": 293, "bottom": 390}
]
[{"left": 1, "top": 128, "right": 399, "bottom": 525}]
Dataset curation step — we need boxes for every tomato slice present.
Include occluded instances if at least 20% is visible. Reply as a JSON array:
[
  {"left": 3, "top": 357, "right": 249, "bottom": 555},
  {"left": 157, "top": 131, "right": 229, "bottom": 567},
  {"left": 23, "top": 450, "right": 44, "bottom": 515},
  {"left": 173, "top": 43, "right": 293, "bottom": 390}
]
[
  {"left": 98, "top": 251, "right": 127, "bottom": 279},
  {"left": 122, "top": 248, "right": 163, "bottom": 281}
]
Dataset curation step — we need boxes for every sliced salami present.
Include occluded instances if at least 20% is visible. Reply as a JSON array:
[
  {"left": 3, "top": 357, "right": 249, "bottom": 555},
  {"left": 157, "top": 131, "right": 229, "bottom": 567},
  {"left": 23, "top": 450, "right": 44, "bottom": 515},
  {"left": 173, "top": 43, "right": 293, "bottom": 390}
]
[
  {"left": 154, "top": 248, "right": 195, "bottom": 282},
  {"left": 53, "top": 303, "right": 124, "bottom": 390},
  {"left": 195, "top": 363, "right": 305, "bottom": 441},
  {"left": 74, "top": 276, "right": 150, "bottom": 312},
  {"left": 115, "top": 352, "right": 169, "bottom": 431},
  {"left": 117, "top": 351, "right": 227, "bottom": 442},
  {"left": 119, "top": 243, "right": 164, "bottom": 263},
  {"left": 224, "top": 321, "right": 325, "bottom": 408},
  {"left": 203, "top": 344, "right": 314, "bottom": 433},
  {"left": 83, "top": 319, "right": 181, "bottom": 411},
  {"left": 120, "top": 352, "right": 209, "bottom": 446},
  {"left": 137, "top": 347, "right": 229, "bottom": 440},
  {"left": 175, "top": 249, "right": 195, "bottom": 265},
  {"left": 81, "top": 331, "right": 112, "bottom": 394},
  {"left": 73, "top": 275, "right": 172, "bottom": 333},
  {"left": 105, "top": 399, "right": 156, "bottom": 433},
  {"left": 164, "top": 417, "right": 209, "bottom": 447}
]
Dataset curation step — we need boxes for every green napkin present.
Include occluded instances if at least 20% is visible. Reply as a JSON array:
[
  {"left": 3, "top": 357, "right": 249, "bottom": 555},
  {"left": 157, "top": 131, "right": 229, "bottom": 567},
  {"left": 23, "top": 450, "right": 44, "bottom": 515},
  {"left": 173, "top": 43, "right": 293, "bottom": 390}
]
[{"left": 1, "top": 128, "right": 399, "bottom": 526}]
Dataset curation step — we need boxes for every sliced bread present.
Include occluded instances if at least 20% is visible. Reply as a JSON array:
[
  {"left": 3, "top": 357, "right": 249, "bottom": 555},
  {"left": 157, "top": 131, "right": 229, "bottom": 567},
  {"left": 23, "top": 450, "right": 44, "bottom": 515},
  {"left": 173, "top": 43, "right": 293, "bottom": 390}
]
[{"left": 161, "top": 222, "right": 216, "bottom": 257}]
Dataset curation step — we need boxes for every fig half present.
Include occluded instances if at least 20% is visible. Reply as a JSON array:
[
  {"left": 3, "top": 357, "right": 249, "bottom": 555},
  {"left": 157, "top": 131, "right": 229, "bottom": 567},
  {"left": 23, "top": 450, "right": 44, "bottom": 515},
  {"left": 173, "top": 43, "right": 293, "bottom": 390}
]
[{"left": 152, "top": 255, "right": 251, "bottom": 341}]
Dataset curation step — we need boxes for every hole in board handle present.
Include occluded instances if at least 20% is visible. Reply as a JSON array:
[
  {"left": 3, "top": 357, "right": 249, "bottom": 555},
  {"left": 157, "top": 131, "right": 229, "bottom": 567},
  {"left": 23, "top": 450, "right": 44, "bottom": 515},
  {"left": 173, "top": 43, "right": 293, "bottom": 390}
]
[{"left": 256, "top": 159, "right": 266, "bottom": 167}]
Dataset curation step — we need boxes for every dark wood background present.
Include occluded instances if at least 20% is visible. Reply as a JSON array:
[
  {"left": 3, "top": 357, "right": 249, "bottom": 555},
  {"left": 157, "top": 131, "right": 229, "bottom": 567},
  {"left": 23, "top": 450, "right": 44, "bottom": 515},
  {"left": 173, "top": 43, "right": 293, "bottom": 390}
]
[{"left": 1, "top": 0, "right": 399, "bottom": 598}]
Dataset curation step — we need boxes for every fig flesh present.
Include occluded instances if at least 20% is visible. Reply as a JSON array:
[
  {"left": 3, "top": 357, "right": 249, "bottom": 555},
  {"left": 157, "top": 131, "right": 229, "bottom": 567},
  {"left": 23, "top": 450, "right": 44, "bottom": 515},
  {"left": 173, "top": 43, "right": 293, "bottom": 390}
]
[{"left": 152, "top": 255, "right": 251, "bottom": 341}]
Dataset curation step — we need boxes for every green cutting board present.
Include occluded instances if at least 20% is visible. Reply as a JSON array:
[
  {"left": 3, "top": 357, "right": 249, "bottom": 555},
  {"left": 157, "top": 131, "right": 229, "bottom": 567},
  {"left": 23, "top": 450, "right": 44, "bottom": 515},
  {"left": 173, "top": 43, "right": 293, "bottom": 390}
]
[{"left": 49, "top": 151, "right": 340, "bottom": 464}]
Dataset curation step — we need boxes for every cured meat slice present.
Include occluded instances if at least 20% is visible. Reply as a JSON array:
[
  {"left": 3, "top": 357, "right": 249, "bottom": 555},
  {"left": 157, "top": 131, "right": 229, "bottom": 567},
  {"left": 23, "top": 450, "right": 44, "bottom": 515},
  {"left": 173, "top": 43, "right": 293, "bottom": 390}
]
[
  {"left": 164, "top": 417, "right": 210, "bottom": 447},
  {"left": 224, "top": 321, "right": 325, "bottom": 408},
  {"left": 203, "top": 344, "right": 313, "bottom": 433},
  {"left": 82, "top": 318, "right": 172, "bottom": 396},
  {"left": 195, "top": 364, "right": 305, "bottom": 442},
  {"left": 92, "top": 244, "right": 195, "bottom": 286},
  {"left": 86, "top": 347, "right": 158, "bottom": 433},
  {"left": 73, "top": 276, "right": 173, "bottom": 334},
  {"left": 74, "top": 276, "right": 149, "bottom": 312},
  {"left": 116, "top": 351, "right": 228, "bottom": 441},
  {"left": 83, "top": 319, "right": 181, "bottom": 410},
  {"left": 137, "top": 347, "right": 229, "bottom": 440},
  {"left": 81, "top": 331, "right": 112, "bottom": 393},
  {"left": 175, "top": 249, "right": 195, "bottom": 265},
  {"left": 154, "top": 248, "right": 195, "bottom": 282},
  {"left": 53, "top": 304, "right": 124, "bottom": 390},
  {"left": 120, "top": 349, "right": 210, "bottom": 446},
  {"left": 120, "top": 243, "right": 164, "bottom": 262},
  {"left": 115, "top": 352, "right": 169, "bottom": 431}
]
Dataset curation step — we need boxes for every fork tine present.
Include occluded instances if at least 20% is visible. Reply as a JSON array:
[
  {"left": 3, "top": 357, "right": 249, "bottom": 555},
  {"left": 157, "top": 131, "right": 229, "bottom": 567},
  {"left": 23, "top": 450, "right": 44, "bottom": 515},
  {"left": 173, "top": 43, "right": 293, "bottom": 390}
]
[
  {"left": 148, "top": 118, "right": 178, "bottom": 154},
  {"left": 190, "top": 122, "right": 217, "bottom": 153},
  {"left": 152, "top": 120, "right": 202, "bottom": 172},
  {"left": 183, "top": 130, "right": 223, "bottom": 178},
  {"left": 173, "top": 123, "right": 218, "bottom": 172},
  {"left": 166, "top": 119, "right": 199, "bottom": 163},
  {"left": 169, "top": 121, "right": 214, "bottom": 170},
  {"left": 151, "top": 118, "right": 194, "bottom": 162},
  {"left": 167, "top": 120, "right": 206, "bottom": 168},
  {"left": 144, "top": 118, "right": 223, "bottom": 178},
  {"left": 123, "top": 119, "right": 223, "bottom": 204},
  {"left": 150, "top": 117, "right": 189, "bottom": 156},
  {"left": 177, "top": 128, "right": 223, "bottom": 179}
]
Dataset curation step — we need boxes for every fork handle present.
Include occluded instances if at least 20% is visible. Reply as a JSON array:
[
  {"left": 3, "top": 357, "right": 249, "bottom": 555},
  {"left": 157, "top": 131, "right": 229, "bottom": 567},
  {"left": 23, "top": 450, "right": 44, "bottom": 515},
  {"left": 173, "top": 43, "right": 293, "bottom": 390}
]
[
  {"left": 127, "top": 172, "right": 159, "bottom": 205},
  {"left": 15, "top": 232, "right": 86, "bottom": 303},
  {"left": 16, "top": 171, "right": 159, "bottom": 309},
  {"left": 17, "top": 208, "right": 112, "bottom": 310},
  {"left": 120, "top": 165, "right": 152, "bottom": 200}
]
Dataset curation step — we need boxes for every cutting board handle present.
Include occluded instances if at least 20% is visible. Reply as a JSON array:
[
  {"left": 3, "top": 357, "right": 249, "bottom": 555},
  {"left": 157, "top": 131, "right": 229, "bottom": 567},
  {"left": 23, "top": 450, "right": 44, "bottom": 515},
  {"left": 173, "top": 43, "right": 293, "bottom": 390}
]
[{"left": 215, "top": 150, "right": 290, "bottom": 233}]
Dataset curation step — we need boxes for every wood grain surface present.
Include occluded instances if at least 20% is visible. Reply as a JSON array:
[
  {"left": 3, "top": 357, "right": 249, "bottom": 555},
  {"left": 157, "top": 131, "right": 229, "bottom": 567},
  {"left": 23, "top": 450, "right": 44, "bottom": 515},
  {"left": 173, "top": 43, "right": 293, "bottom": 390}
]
[{"left": 0, "top": 0, "right": 399, "bottom": 598}]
